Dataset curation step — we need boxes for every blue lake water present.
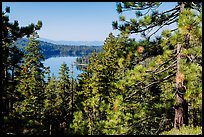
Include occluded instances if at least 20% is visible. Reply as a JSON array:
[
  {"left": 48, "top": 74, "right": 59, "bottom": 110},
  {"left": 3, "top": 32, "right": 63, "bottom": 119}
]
[{"left": 43, "top": 56, "right": 82, "bottom": 80}]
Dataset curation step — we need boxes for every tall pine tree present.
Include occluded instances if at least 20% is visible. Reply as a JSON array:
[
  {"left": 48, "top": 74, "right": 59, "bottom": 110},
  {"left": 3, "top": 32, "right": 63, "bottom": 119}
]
[
  {"left": 13, "top": 33, "right": 46, "bottom": 135},
  {"left": 113, "top": 1, "right": 202, "bottom": 132},
  {"left": 2, "top": 7, "right": 42, "bottom": 135},
  {"left": 57, "top": 62, "right": 72, "bottom": 134}
]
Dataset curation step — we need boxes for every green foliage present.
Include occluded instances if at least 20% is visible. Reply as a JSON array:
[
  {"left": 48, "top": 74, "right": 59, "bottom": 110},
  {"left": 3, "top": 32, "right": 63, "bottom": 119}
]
[
  {"left": 43, "top": 63, "right": 74, "bottom": 135},
  {"left": 73, "top": 6, "right": 202, "bottom": 132},
  {"left": 2, "top": 3, "right": 202, "bottom": 136},
  {"left": 71, "top": 33, "right": 133, "bottom": 135},
  {"left": 113, "top": 2, "right": 201, "bottom": 39},
  {"left": 13, "top": 36, "right": 46, "bottom": 135},
  {"left": 102, "top": 95, "right": 131, "bottom": 135},
  {"left": 2, "top": 8, "right": 42, "bottom": 134},
  {"left": 57, "top": 63, "right": 72, "bottom": 133},
  {"left": 111, "top": 2, "right": 202, "bottom": 135},
  {"left": 44, "top": 74, "right": 59, "bottom": 135},
  {"left": 70, "top": 111, "right": 86, "bottom": 134}
]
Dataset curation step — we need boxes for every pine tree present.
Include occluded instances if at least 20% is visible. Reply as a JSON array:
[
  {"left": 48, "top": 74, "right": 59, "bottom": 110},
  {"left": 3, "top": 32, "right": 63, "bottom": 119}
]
[
  {"left": 71, "top": 33, "right": 136, "bottom": 134},
  {"left": 113, "top": 2, "right": 202, "bottom": 133},
  {"left": 13, "top": 34, "right": 46, "bottom": 135},
  {"left": 2, "top": 7, "right": 42, "bottom": 135},
  {"left": 57, "top": 62, "right": 72, "bottom": 134},
  {"left": 113, "top": 2, "right": 201, "bottom": 40},
  {"left": 44, "top": 74, "right": 58, "bottom": 135},
  {"left": 44, "top": 63, "right": 73, "bottom": 135}
]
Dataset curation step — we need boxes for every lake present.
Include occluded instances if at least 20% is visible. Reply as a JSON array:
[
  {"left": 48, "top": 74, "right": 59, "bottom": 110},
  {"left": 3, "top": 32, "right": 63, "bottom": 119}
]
[{"left": 43, "top": 56, "right": 83, "bottom": 80}]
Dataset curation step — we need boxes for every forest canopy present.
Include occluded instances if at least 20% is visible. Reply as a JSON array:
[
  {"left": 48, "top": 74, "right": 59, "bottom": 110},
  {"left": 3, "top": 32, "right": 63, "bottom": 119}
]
[{"left": 1, "top": 2, "right": 202, "bottom": 135}]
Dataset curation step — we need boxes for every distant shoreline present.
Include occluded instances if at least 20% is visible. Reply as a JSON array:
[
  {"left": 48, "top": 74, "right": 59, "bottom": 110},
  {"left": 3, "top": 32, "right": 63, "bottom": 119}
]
[{"left": 15, "top": 38, "right": 103, "bottom": 60}]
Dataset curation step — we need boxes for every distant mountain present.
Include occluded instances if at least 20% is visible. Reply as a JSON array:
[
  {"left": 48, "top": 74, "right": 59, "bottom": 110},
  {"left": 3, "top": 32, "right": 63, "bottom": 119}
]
[
  {"left": 39, "top": 38, "right": 104, "bottom": 46},
  {"left": 15, "top": 38, "right": 103, "bottom": 59}
]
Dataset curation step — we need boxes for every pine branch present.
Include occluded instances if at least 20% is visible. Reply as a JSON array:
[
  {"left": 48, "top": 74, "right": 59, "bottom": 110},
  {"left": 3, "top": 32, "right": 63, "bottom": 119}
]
[
  {"left": 142, "top": 7, "right": 152, "bottom": 16},
  {"left": 125, "top": 72, "right": 176, "bottom": 100},
  {"left": 171, "top": 28, "right": 178, "bottom": 32},
  {"left": 154, "top": 60, "right": 177, "bottom": 75},
  {"left": 155, "top": 5, "right": 180, "bottom": 16},
  {"left": 146, "top": 54, "right": 177, "bottom": 73},
  {"left": 129, "top": 12, "right": 179, "bottom": 35},
  {"left": 123, "top": 5, "right": 156, "bottom": 11},
  {"left": 148, "top": 16, "right": 178, "bottom": 38},
  {"left": 144, "top": 72, "right": 176, "bottom": 90}
]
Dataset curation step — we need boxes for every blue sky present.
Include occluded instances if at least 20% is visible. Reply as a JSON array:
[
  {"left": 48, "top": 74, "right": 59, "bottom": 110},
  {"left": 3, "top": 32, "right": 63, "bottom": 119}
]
[{"left": 2, "top": 2, "right": 177, "bottom": 41}]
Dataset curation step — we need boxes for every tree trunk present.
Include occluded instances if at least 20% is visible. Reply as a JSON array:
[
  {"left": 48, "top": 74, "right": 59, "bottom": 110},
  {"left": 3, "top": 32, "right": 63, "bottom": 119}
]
[
  {"left": 174, "top": 44, "right": 188, "bottom": 128},
  {"left": 174, "top": 2, "right": 189, "bottom": 129},
  {"left": 174, "top": 93, "right": 188, "bottom": 128}
]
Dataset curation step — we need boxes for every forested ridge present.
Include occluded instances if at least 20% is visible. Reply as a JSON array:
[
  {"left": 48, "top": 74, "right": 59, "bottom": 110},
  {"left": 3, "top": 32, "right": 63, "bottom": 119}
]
[
  {"left": 2, "top": 2, "right": 202, "bottom": 135},
  {"left": 15, "top": 38, "right": 103, "bottom": 59}
]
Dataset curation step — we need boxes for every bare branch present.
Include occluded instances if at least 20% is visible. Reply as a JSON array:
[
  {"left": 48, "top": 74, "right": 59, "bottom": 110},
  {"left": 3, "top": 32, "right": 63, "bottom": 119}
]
[
  {"left": 147, "top": 54, "right": 177, "bottom": 73},
  {"left": 171, "top": 28, "right": 178, "bottom": 32},
  {"left": 142, "top": 7, "right": 152, "bottom": 16},
  {"left": 121, "top": 2, "right": 163, "bottom": 13},
  {"left": 155, "top": 60, "right": 177, "bottom": 75},
  {"left": 129, "top": 13, "right": 179, "bottom": 36},
  {"left": 156, "top": 5, "right": 180, "bottom": 16},
  {"left": 144, "top": 72, "right": 176, "bottom": 90}
]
